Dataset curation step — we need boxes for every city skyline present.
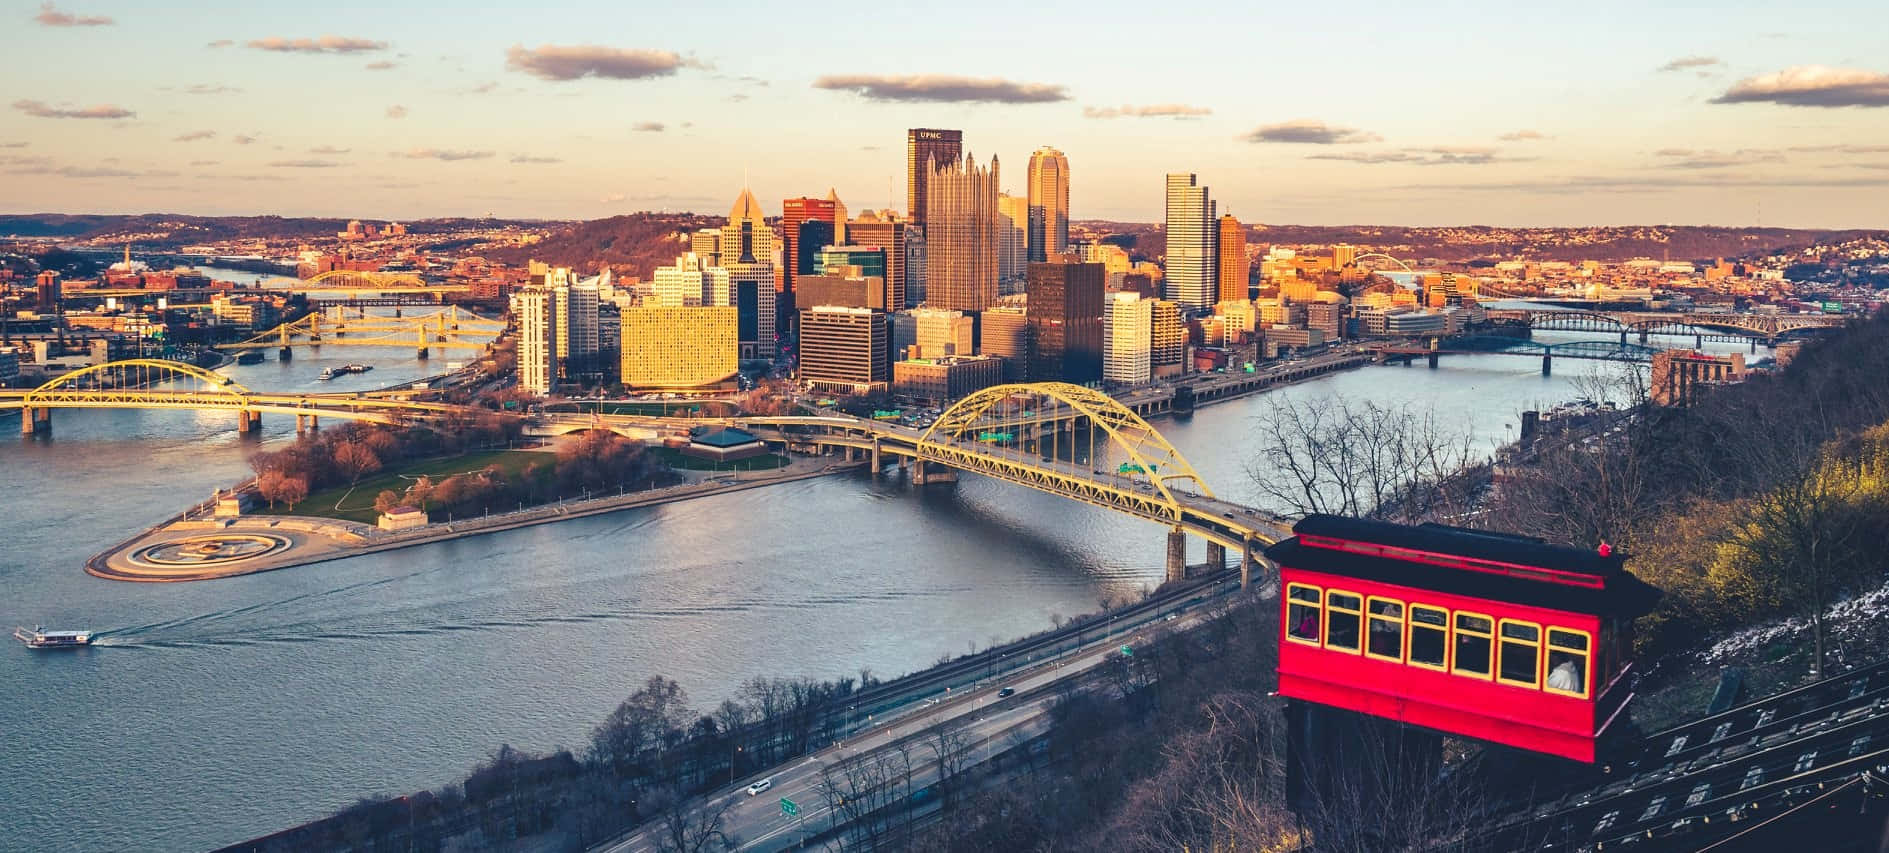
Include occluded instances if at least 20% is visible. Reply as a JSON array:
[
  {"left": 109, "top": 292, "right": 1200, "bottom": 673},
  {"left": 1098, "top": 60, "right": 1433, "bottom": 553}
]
[{"left": 1, "top": 0, "right": 1887, "bottom": 227}]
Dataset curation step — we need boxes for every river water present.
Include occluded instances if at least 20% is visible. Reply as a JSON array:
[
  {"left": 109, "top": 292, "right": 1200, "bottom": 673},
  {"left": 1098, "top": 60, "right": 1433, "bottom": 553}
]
[{"left": 0, "top": 308, "right": 1763, "bottom": 850}]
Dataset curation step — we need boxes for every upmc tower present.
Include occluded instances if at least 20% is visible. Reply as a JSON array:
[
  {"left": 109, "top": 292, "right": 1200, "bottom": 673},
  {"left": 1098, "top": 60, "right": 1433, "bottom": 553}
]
[{"left": 907, "top": 128, "right": 963, "bottom": 228}]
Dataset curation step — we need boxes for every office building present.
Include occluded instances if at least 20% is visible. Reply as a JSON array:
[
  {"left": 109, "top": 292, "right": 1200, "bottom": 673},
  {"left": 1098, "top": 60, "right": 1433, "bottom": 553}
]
[
  {"left": 1104, "top": 292, "right": 1153, "bottom": 385},
  {"left": 1263, "top": 326, "right": 1326, "bottom": 358},
  {"left": 1026, "top": 259, "right": 1104, "bottom": 384},
  {"left": 652, "top": 253, "right": 731, "bottom": 307},
  {"left": 825, "top": 188, "right": 847, "bottom": 244},
  {"left": 1652, "top": 350, "right": 1747, "bottom": 406},
  {"left": 926, "top": 153, "right": 1001, "bottom": 313},
  {"left": 910, "top": 307, "right": 975, "bottom": 359},
  {"left": 905, "top": 229, "right": 926, "bottom": 306},
  {"left": 796, "top": 273, "right": 886, "bottom": 311},
  {"left": 1333, "top": 243, "right": 1358, "bottom": 269},
  {"left": 722, "top": 188, "right": 777, "bottom": 358},
  {"left": 1151, "top": 299, "right": 1186, "bottom": 377},
  {"left": 815, "top": 245, "right": 887, "bottom": 282},
  {"left": 1163, "top": 173, "right": 1217, "bottom": 312},
  {"left": 513, "top": 287, "right": 556, "bottom": 394},
  {"left": 1026, "top": 147, "right": 1070, "bottom": 262},
  {"left": 846, "top": 217, "right": 910, "bottom": 310},
  {"left": 619, "top": 306, "right": 738, "bottom": 389},
  {"left": 782, "top": 196, "right": 840, "bottom": 307},
  {"left": 691, "top": 228, "right": 722, "bottom": 265},
  {"left": 893, "top": 355, "right": 1004, "bottom": 404},
  {"left": 799, "top": 305, "right": 889, "bottom": 394},
  {"left": 906, "top": 128, "right": 963, "bottom": 227},
  {"left": 35, "top": 271, "right": 60, "bottom": 311},
  {"left": 979, "top": 304, "right": 1031, "bottom": 381},
  {"left": 997, "top": 193, "right": 1028, "bottom": 290},
  {"left": 1307, "top": 301, "right": 1343, "bottom": 340},
  {"left": 1218, "top": 214, "right": 1248, "bottom": 303},
  {"left": 552, "top": 270, "right": 600, "bottom": 378}
]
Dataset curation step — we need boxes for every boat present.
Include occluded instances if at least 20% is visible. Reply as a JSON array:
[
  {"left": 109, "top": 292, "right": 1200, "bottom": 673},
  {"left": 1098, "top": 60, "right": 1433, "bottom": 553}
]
[
  {"left": 235, "top": 351, "right": 266, "bottom": 365},
  {"left": 317, "top": 367, "right": 336, "bottom": 381},
  {"left": 14, "top": 626, "right": 94, "bottom": 649}
]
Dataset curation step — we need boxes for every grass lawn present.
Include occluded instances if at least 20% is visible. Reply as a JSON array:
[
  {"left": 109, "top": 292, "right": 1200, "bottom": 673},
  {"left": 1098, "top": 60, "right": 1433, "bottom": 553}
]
[
  {"left": 651, "top": 447, "right": 790, "bottom": 471},
  {"left": 254, "top": 449, "right": 546, "bottom": 524}
]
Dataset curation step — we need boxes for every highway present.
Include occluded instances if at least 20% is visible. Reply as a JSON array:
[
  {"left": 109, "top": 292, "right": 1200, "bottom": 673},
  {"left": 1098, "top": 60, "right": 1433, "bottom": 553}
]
[{"left": 597, "top": 597, "right": 1234, "bottom": 852}]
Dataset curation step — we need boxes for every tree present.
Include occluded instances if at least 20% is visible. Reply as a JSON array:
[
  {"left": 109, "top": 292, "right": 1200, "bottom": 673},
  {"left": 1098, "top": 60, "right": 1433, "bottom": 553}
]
[
  {"left": 402, "top": 475, "right": 434, "bottom": 512},
  {"left": 277, "top": 475, "right": 309, "bottom": 511},
  {"left": 373, "top": 489, "right": 402, "bottom": 514},
  {"left": 1246, "top": 395, "right": 1478, "bottom": 523},
  {"left": 646, "top": 785, "right": 738, "bottom": 853},
  {"left": 589, "top": 676, "right": 695, "bottom": 779},
  {"left": 255, "top": 469, "right": 287, "bottom": 508},
  {"left": 333, "top": 440, "right": 382, "bottom": 484}
]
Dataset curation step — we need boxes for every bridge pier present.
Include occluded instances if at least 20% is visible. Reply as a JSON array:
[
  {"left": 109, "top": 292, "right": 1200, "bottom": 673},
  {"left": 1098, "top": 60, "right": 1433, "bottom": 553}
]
[
  {"left": 296, "top": 413, "right": 320, "bottom": 433},
  {"left": 1541, "top": 354, "right": 1552, "bottom": 376},
  {"left": 1241, "top": 538, "right": 1259, "bottom": 589},
  {"left": 238, "top": 409, "right": 261, "bottom": 435},
  {"left": 870, "top": 439, "right": 881, "bottom": 477},
  {"left": 1166, "top": 527, "right": 1187, "bottom": 584},
  {"left": 1426, "top": 352, "right": 1439, "bottom": 369},
  {"left": 911, "top": 459, "right": 956, "bottom": 485},
  {"left": 1638, "top": 330, "right": 1648, "bottom": 343},
  {"left": 1751, "top": 338, "right": 1758, "bottom": 353},
  {"left": 20, "top": 406, "right": 50, "bottom": 435},
  {"left": 1205, "top": 541, "right": 1227, "bottom": 574}
]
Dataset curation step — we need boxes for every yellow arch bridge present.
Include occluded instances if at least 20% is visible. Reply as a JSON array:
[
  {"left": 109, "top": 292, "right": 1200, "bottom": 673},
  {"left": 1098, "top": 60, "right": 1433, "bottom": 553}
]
[{"left": 225, "top": 306, "right": 504, "bottom": 358}]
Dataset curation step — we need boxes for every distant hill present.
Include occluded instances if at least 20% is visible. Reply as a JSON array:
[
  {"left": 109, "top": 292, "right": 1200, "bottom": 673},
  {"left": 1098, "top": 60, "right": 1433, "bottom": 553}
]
[
  {"left": 0, "top": 213, "right": 556, "bottom": 246},
  {"left": 1076, "top": 221, "right": 1888, "bottom": 264},
  {"left": 482, "top": 212, "right": 724, "bottom": 278}
]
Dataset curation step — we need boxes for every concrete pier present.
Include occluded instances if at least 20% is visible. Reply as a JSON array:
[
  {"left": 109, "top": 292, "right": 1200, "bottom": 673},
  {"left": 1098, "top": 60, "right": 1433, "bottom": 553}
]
[
  {"left": 21, "top": 406, "right": 50, "bottom": 435},
  {"left": 1241, "top": 539, "right": 1259, "bottom": 589},
  {"left": 238, "top": 410, "right": 261, "bottom": 435},
  {"left": 1166, "top": 527, "right": 1186, "bottom": 583},
  {"left": 1205, "top": 541, "right": 1227, "bottom": 574}
]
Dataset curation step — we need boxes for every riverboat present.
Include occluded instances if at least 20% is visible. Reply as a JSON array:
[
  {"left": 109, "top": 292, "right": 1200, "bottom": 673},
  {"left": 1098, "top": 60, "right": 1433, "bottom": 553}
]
[
  {"left": 235, "top": 351, "right": 266, "bottom": 365},
  {"left": 14, "top": 627, "right": 94, "bottom": 649},
  {"left": 316, "top": 364, "right": 373, "bottom": 381}
]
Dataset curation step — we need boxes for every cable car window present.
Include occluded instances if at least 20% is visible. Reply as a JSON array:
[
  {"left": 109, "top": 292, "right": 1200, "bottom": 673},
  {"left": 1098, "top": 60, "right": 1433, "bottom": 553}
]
[
  {"left": 1453, "top": 613, "right": 1493, "bottom": 678},
  {"left": 1408, "top": 605, "right": 1448, "bottom": 670},
  {"left": 1498, "top": 621, "right": 1541, "bottom": 687},
  {"left": 1546, "top": 628, "right": 1592, "bottom": 698},
  {"left": 1286, "top": 584, "right": 1322, "bottom": 644},
  {"left": 1325, "top": 591, "right": 1362, "bottom": 653},
  {"left": 1366, "top": 598, "right": 1403, "bottom": 661}
]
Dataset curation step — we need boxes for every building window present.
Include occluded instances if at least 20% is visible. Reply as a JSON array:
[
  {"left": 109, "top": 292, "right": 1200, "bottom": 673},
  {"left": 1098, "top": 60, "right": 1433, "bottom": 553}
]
[
  {"left": 1498, "top": 620, "right": 1542, "bottom": 687},
  {"left": 1452, "top": 613, "right": 1493, "bottom": 678},
  {"left": 1325, "top": 591, "right": 1362, "bottom": 653},
  {"left": 1546, "top": 628, "right": 1592, "bottom": 698},
  {"left": 1408, "top": 605, "right": 1448, "bottom": 670},
  {"left": 1366, "top": 598, "right": 1404, "bottom": 662},
  {"left": 1286, "top": 584, "right": 1321, "bottom": 644}
]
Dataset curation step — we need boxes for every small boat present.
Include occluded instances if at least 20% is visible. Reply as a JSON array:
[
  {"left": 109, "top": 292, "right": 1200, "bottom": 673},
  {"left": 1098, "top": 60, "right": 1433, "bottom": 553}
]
[
  {"left": 14, "top": 626, "right": 94, "bottom": 649},
  {"left": 236, "top": 351, "right": 266, "bottom": 365},
  {"left": 317, "top": 367, "right": 337, "bottom": 381}
]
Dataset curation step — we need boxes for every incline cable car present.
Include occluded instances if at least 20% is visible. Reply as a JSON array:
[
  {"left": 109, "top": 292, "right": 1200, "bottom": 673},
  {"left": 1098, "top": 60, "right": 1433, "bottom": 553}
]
[{"left": 1267, "top": 514, "right": 1660, "bottom": 763}]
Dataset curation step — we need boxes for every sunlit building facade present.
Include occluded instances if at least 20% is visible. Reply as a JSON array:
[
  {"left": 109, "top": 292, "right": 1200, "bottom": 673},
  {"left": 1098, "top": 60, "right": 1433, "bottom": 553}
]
[
  {"left": 1164, "top": 173, "right": 1217, "bottom": 312},
  {"left": 906, "top": 128, "right": 963, "bottom": 228},
  {"left": 619, "top": 306, "right": 738, "bottom": 390},
  {"left": 1104, "top": 292, "right": 1152, "bottom": 385},
  {"left": 925, "top": 153, "right": 1001, "bottom": 313},
  {"left": 1027, "top": 147, "right": 1070, "bottom": 263},
  {"left": 1218, "top": 214, "right": 1247, "bottom": 304}
]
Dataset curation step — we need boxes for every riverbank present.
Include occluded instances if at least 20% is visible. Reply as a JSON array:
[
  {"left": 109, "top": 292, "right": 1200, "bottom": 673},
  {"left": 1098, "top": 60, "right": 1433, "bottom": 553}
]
[{"left": 85, "top": 455, "right": 864, "bottom": 582}]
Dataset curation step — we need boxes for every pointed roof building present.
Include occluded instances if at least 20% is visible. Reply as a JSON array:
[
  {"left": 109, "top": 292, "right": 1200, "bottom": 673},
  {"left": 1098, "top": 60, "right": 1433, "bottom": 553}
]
[
  {"left": 825, "top": 187, "right": 847, "bottom": 243},
  {"left": 729, "top": 186, "right": 765, "bottom": 224}
]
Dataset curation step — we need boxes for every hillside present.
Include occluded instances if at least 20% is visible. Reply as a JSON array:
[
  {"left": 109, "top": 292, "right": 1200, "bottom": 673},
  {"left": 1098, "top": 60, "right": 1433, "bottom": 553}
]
[
  {"left": 481, "top": 212, "right": 724, "bottom": 278},
  {"left": 0, "top": 214, "right": 557, "bottom": 246}
]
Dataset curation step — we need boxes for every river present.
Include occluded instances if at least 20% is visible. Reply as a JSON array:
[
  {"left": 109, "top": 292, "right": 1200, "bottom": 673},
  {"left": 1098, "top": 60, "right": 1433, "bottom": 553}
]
[{"left": 0, "top": 311, "right": 1764, "bottom": 850}]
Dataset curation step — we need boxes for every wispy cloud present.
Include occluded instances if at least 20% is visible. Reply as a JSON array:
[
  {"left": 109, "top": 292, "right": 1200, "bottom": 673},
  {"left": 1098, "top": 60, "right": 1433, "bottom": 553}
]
[
  {"left": 206, "top": 39, "right": 232, "bottom": 48},
  {"left": 1396, "top": 173, "right": 1889, "bottom": 194},
  {"left": 308, "top": 145, "right": 351, "bottom": 154},
  {"left": 7, "top": 163, "right": 177, "bottom": 179},
  {"left": 1651, "top": 148, "right": 1785, "bottom": 169},
  {"left": 268, "top": 159, "right": 341, "bottom": 168},
  {"left": 632, "top": 121, "right": 665, "bottom": 132},
  {"left": 172, "top": 130, "right": 215, "bottom": 142},
  {"left": 188, "top": 159, "right": 219, "bottom": 166},
  {"left": 394, "top": 148, "right": 493, "bottom": 161},
  {"left": 510, "top": 154, "right": 562, "bottom": 164},
  {"left": 12, "top": 99, "right": 134, "bottom": 119},
  {"left": 466, "top": 81, "right": 499, "bottom": 94},
  {"left": 0, "top": 142, "right": 28, "bottom": 148},
  {"left": 232, "top": 134, "right": 257, "bottom": 145},
  {"left": 246, "top": 35, "right": 388, "bottom": 54},
  {"left": 505, "top": 44, "right": 692, "bottom": 81},
  {"left": 1713, "top": 66, "right": 1889, "bottom": 107},
  {"left": 386, "top": 104, "right": 408, "bottom": 119},
  {"left": 599, "top": 193, "right": 627, "bottom": 203},
  {"left": 1083, "top": 103, "right": 1212, "bottom": 119},
  {"left": 1789, "top": 143, "right": 1889, "bottom": 154},
  {"left": 814, "top": 74, "right": 1069, "bottom": 104},
  {"left": 364, "top": 60, "right": 397, "bottom": 71},
  {"left": 33, "top": 2, "right": 112, "bottom": 27},
  {"left": 1499, "top": 129, "right": 1548, "bottom": 142},
  {"left": 1244, "top": 119, "right": 1380, "bottom": 144},
  {"left": 1309, "top": 145, "right": 1520, "bottom": 166},
  {"left": 182, "top": 83, "right": 241, "bottom": 95},
  {"left": 1658, "top": 55, "right": 1723, "bottom": 73}
]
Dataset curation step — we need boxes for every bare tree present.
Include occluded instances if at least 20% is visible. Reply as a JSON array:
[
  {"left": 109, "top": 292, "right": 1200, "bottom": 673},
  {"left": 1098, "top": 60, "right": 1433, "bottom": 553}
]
[
  {"left": 332, "top": 439, "right": 382, "bottom": 484},
  {"left": 927, "top": 722, "right": 973, "bottom": 811},
  {"left": 646, "top": 785, "right": 738, "bottom": 853},
  {"left": 1247, "top": 394, "right": 1480, "bottom": 522}
]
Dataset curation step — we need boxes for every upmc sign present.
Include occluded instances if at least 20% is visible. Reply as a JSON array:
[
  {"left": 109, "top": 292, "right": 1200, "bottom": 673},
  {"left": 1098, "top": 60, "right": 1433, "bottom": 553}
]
[{"left": 914, "top": 131, "right": 948, "bottom": 140}]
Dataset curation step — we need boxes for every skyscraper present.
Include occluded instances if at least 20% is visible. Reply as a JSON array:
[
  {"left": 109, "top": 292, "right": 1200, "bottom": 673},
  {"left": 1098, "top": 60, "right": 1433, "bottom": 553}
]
[
  {"left": 1150, "top": 299, "right": 1185, "bottom": 377},
  {"left": 1104, "top": 292, "right": 1153, "bottom": 386},
  {"left": 558, "top": 273, "right": 600, "bottom": 378},
  {"left": 925, "top": 153, "right": 1001, "bottom": 313},
  {"left": 997, "top": 193, "right": 1028, "bottom": 289},
  {"left": 846, "top": 217, "right": 909, "bottom": 311},
  {"left": 1027, "top": 147, "right": 1070, "bottom": 263},
  {"left": 825, "top": 187, "right": 847, "bottom": 244},
  {"left": 799, "top": 306, "right": 890, "bottom": 394},
  {"left": 652, "top": 252, "right": 730, "bottom": 307},
  {"left": 513, "top": 287, "right": 555, "bottom": 395},
  {"left": 782, "top": 196, "right": 840, "bottom": 303},
  {"left": 1026, "top": 259, "right": 1104, "bottom": 384},
  {"left": 1163, "top": 173, "right": 1216, "bottom": 312},
  {"left": 722, "top": 188, "right": 777, "bottom": 358},
  {"left": 1217, "top": 214, "right": 1248, "bottom": 304},
  {"left": 619, "top": 306, "right": 738, "bottom": 390},
  {"left": 906, "top": 128, "right": 963, "bottom": 228}
]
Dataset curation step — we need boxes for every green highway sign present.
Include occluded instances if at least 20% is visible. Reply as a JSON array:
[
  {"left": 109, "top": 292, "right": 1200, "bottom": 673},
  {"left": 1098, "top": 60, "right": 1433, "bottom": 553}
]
[
  {"left": 1120, "top": 645, "right": 1133, "bottom": 657},
  {"left": 780, "top": 797, "right": 798, "bottom": 816}
]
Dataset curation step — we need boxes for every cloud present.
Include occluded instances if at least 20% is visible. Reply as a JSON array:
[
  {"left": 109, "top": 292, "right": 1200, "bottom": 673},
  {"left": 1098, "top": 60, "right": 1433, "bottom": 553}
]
[
  {"left": 1790, "top": 144, "right": 1889, "bottom": 154},
  {"left": 467, "top": 81, "right": 498, "bottom": 94},
  {"left": 1651, "top": 147, "right": 1786, "bottom": 169},
  {"left": 246, "top": 35, "right": 388, "bottom": 54},
  {"left": 1658, "top": 55, "right": 1723, "bottom": 73},
  {"left": 232, "top": 134, "right": 257, "bottom": 145},
  {"left": 206, "top": 39, "right": 232, "bottom": 48},
  {"left": 505, "top": 44, "right": 690, "bottom": 81},
  {"left": 1713, "top": 66, "right": 1889, "bottom": 107},
  {"left": 6, "top": 163, "right": 177, "bottom": 179},
  {"left": 1396, "top": 173, "right": 1889, "bottom": 194},
  {"left": 34, "top": 3, "right": 112, "bottom": 26},
  {"left": 183, "top": 83, "right": 241, "bottom": 95},
  {"left": 1309, "top": 145, "right": 1520, "bottom": 166},
  {"left": 268, "top": 159, "right": 341, "bottom": 168},
  {"left": 0, "top": 141, "right": 28, "bottom": 148},
  {"left": 364, "top": 60, "right": 397, "bottom": 71},
  {"left": 632, "top": 121, "right": 665, "bottom": 132},
  {"left": 394, "top": 148, "right": 493, "bottom": 161},
  {"left": 1244, "top": 119, "right": 1380, "bottom": 144},
  {"left": 386, "top": 104, "right": 408, "bottom": 118},
  {"left": 813, "top": 74, "right": 1069, "bottom": 104},
  {"left": 307, "top": 145, "right": 351, "bottom": 154},
  {"left": 188, "top": 159, "right": 219, "bottom": 166},
  {"left": 509, "top": 154, "right": 562, "bottom": 164},
  {"left": 172, "top": 130, "right": 215, "bottom": 142},
  {"left": 599, "top": 193, "right": 627, "bottom": 203},
  {"left": 1083, "top": 103, "right": 1212, "bottom": 119},
  {"left": 1499, "top": 129, "right": 1548, "bottom": 142},
  {"left": 12, "top": 99, "right": 134, "bottom": 119}
]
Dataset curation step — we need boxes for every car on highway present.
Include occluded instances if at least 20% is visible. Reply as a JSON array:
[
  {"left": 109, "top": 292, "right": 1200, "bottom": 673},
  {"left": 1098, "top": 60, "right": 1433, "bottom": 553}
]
[
  {"left": 745, "top": 778, "right": 772, "bottom": 796},
  {"left": 997, "top": 687, "right": 1015, "bottom": 698}
]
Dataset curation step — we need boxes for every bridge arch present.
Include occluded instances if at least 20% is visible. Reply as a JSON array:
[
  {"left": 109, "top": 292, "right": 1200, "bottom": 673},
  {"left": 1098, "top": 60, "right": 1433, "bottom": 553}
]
[
  {"left": 919, "top": 382, "right": 1215, "bottom": 521},
  {"left": 1348, "top": 252, "right": 1414, "bottom": 273},
  {"left": 26, "top": 358, "right": 254, "bottom": 405}
]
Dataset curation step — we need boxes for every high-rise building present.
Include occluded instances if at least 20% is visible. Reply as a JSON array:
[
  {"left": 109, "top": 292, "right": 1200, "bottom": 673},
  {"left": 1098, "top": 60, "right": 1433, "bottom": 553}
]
[
  {"left": 925, "top": 153, "right": 1001, "bottom": 313},
  {"left": 979, "top": 304, "right": 1031, "bottom": 381},
  {"left": 845, "top": 218, "right": 909, "bottom": 311},
  {"left": 1104, "top": 292, "right": 1153, "bottom": 386},
  {"left": 1333, "top": 243, "right": 1358, "bottom": 269},
  {"left": 825, "top": 188, "right": 847, "bottom": 244},
  {"left": 795, "top": 273, "right": 885, "bottom": 311},
  {"left": 721, "top": 188, "right": 775, "bottom": 267},
  {"left": 1307, "top": 301, "right": 1343, "bottom": 340},
  {"left": 722, "top": 188, "right": 777, "bottom": 358},
  {"left": 1026, "top": 147, "right": 1070, "bottom": 263},
  {"left": 555, "top": 271, "right": 601, "bottom": 378},
  {"left": 1151, "top": 299, "right": 1185, "bottom": 377},
  {"left": 910, "top": 308, "right": 975, "bottom": 359},
  {"left": 691, "top": 228, "right": 723, "bottom": 266},
  {"left": 652, "top": 253, "right": 730, "bottom": 307},
  {"left": 906, "top": 128, "right": 963, "bottom": 227},
  {"left": 1217, "top": 214, "right": 1248, "bottom": 304},
  {"left": 513, "top": 287, "right": 556, "bottom": 395},
  {"left": 799, "top": 306, "right": 889, "bottom": 394},
  {"left": 815, "top": 245, "right": 887, "bottom": 281},
  {"left": 997, "top": 193, "right": 1028, "bottom": 290},
  {"left": 619, "top": 306, "right": 738, "bottom": 389},
  {"left": 1163, "top": 173, "right": 1217, "bottom": 312},
  {"left": 782, "top": 196, "right": 840, "bottom": 304},
  {"left": 1026, "top": 260, "right": 1104, "bottom": 384}
]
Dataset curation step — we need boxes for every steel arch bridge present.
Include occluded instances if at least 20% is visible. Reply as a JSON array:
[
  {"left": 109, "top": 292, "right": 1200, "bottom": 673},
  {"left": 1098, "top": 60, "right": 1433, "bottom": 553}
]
[
  {"left": 255, "top": 270, "right": 468, "bottom": 294},
  {"left": 1488, "top": 308, "right": 1846, "bottom": 343},
  {"left": 1430, "top": 335, "right": 1662, "bottom": 362},
  {"left": 226, "top": 306, "right": 503, "bottom": 352},
  {"left": 1349, "top": 252, "right": 1414, "bottom": 273}
]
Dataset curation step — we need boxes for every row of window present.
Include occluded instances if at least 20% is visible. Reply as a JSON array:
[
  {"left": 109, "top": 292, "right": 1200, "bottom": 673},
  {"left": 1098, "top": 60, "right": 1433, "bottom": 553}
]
[{"left": 1286, "top": 582, "right": 1593, "bottom": 699}]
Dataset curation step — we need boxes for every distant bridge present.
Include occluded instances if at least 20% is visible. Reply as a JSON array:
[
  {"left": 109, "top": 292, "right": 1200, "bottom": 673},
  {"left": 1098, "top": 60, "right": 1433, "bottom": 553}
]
[
  {"left": 1486, "top": 308, "right": 1845, "bottom": 344},
  {"left": 224, "top": 307, "right": 504, "bottom": 357},
  {"left": 1377, "top": 336, "right": 1661, "bottom": 373}
]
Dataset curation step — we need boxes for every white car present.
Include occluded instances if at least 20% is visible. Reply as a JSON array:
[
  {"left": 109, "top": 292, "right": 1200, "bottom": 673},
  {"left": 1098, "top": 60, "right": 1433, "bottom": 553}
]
[{"left": 745, "top": 778, "right": 772, "bottom": 796}]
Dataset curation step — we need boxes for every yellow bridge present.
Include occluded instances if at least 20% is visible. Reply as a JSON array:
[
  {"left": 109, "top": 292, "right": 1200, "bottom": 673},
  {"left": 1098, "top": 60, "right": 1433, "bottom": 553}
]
[
  {"left": 258, "top": 269, "right": 469, "bottom": 296},
  {"left": 226, "top": 307, "right": 505, "bottom": 357}
]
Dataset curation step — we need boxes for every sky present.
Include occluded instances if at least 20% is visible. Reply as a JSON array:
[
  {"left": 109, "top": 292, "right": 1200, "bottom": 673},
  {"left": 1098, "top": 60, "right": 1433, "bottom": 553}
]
[{"left": 2, "top": 0, "right": 1887, "bottom": 228}]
